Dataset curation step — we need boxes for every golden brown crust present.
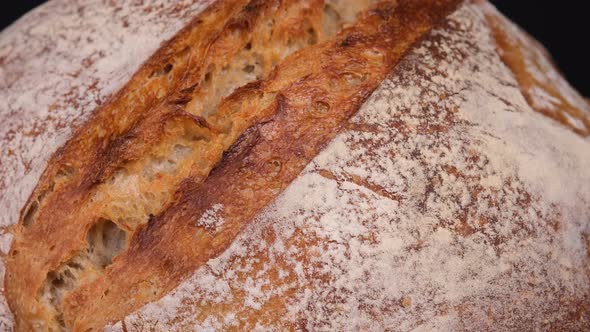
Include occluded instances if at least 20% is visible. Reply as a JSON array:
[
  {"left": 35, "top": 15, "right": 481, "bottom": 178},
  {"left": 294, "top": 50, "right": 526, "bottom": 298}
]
[
  {"left": 5, "top": 1, "right": 247, "bottom": 328},
  {"left": 5, "top": 0, "right": 462, "bottom": 330},
  {"left": 6, "top": 0, "right": 333, "bottom": 329}
]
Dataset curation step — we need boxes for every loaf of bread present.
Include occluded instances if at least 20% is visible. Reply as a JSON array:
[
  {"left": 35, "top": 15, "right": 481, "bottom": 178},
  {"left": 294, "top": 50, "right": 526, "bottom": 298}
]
[{"left": 1, "top": 0, "right": 590, "bottom": 330}]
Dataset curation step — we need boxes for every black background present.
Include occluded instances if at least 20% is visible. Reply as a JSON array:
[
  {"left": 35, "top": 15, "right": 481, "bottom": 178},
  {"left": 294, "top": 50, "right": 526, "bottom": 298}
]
[{"left": 1, "top": 1, "right": 588, "bottom": 96}]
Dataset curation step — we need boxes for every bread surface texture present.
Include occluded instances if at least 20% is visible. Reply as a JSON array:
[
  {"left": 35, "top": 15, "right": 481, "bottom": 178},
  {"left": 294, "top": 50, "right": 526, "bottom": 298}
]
[
  {"left": 2, "top": 0, "right": 590, "bottom": 331},
  {"left": 0, "top": 0, "right": 220, "bottom": 329}
]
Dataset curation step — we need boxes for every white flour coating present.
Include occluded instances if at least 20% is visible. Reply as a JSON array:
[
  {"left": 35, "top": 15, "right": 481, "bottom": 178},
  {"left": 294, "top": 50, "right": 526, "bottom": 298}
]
[
  {"left": 0, "top": 0, "right": 214, "bottom": 328},
  {"left": 480, "top": 1, "right": 590, "bottom": 133},
  {"left": 110, "top": 3, "right": 590, "bottom": 331},
  {"left": 197, "top": 204, "right": 226, "bottom": 232}
]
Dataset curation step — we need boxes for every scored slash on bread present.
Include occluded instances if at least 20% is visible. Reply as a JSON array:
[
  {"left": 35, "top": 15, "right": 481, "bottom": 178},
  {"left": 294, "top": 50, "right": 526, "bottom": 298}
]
[{"left": 5, "top": 0, "right": 461, "bottom": 330}]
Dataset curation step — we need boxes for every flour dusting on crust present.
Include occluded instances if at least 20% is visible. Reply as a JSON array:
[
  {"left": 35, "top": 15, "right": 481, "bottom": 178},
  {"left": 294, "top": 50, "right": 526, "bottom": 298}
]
[
  {"left": 479, "top": 1, "right": 590, "bottom": 136},
  {"left": 0, "top": 0, "right": 214, "bottom": 328},
  {"left": 111, "top": 3, "right": 590, "bottom": 331},
  {"left": 197, "top": 204, "right": 226, "bottom": 232}
]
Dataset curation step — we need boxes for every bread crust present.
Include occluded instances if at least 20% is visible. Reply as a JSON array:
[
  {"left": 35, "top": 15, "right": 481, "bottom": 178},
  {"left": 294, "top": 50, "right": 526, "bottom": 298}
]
[
  {"left": 0, "top": 0, "right": 221, "bottom": 328},
  {"left": 5, "top": 0, "right": 461, "bottom": 330},
  {"left": 4, "top": 0, "right": 590, "bottom": 331}
]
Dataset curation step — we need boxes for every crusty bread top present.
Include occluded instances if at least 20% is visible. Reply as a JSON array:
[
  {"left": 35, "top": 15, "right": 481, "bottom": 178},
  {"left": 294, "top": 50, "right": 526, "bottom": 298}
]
[
  {"left": 5, "top": 0, "right": 467, "bottom": 329},
  {"left": 0, "top": 1, "right": 217, "bottom": 328},
  {"left": 2, "top": 0, "right": 590, "bottom": 331}
]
